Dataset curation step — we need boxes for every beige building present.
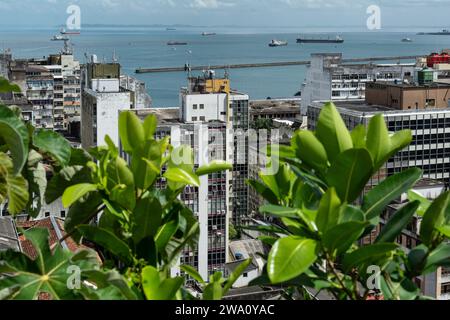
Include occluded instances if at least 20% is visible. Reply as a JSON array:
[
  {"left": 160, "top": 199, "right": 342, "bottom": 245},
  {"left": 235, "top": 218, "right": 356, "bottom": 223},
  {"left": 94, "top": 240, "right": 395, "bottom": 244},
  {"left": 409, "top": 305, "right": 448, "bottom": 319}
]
[{"left": 366, "top": 82, "right": 450, "bottom": 110}]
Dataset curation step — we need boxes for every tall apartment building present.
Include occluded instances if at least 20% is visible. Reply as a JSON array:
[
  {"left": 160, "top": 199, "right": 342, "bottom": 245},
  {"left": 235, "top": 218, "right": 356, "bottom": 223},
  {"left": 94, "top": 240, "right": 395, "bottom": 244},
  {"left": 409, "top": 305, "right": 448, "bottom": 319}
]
[
  {"left": 180, "top": 71, "right": 250, "bottom": 227},
  {"left": 301, "top": 53, "right": 416, "bottom": 114},
  {"left": 81, "top": 59, "right": 132, "bottom": 149},
  {"left": 7, "top": 46, "right": 81, "bottom": 132}
]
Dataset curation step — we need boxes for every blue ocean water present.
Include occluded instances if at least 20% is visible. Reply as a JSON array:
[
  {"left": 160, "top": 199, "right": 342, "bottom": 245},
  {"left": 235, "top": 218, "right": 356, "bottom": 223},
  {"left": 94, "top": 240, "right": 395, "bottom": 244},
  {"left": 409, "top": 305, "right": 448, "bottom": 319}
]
[{"left": 2, "top": 26, "right": 450, "bottom": 106}]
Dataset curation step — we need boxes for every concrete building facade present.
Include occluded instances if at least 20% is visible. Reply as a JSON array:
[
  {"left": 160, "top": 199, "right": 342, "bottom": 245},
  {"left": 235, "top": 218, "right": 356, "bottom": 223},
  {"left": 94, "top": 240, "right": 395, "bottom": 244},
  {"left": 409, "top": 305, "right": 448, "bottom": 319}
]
[{"left": 301, "top": 53, "right": 416, "bottom": 114}]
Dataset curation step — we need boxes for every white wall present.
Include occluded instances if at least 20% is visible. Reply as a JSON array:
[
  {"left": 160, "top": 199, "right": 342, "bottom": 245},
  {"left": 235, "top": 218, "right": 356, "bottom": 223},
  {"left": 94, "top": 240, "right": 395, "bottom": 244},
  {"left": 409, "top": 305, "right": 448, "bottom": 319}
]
[
  {"left": 90, "top": 78, "right": 120, "bottom": 93},
  {"left": 81, "top": 89, "right": 131, "bottom": 148},
  {"left": 181, "top": 93, "right": 228, "bottom": 123}
]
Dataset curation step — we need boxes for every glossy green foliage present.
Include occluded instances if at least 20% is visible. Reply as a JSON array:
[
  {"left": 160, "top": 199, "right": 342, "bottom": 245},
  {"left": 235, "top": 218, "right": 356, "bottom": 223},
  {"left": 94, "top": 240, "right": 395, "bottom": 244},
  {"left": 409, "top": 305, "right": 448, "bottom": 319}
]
[{"left": 248, "top": 102, "right": 450, "bottom": 300}]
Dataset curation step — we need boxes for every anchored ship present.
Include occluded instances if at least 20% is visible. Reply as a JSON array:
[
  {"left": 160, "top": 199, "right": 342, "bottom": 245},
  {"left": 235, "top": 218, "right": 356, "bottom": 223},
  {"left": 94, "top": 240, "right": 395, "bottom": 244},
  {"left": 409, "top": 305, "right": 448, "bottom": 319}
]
[
  {"left": 297, "top": 35, "right": 344, "bottom": 44},
  {"left": 60, "top": 28, "right": 80, "bottom": 35},
  {"left": 167, "top": 41, "right": 188, "bottom": 46},
  {"left": 268, "top": 39, "right": 288, "bottom": 47},
  {"left": 202, "top": 32, "right": 217, "bottom": 36},
  {"left": 418, "top": 29, "right": 450, "bottom": 35},
  {"left": 51, "top": 35, "right": 69, "bottom": 41},
  {"left": 402, "top": 38, "right": 413, "bottom": 42}
]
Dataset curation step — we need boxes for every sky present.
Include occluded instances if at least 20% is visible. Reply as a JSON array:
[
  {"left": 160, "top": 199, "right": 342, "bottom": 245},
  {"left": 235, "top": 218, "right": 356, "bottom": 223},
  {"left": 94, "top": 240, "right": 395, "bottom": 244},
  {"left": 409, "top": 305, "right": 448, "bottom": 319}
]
[{"left": 0, "top": 0, "right": 450, "bottom": 29}]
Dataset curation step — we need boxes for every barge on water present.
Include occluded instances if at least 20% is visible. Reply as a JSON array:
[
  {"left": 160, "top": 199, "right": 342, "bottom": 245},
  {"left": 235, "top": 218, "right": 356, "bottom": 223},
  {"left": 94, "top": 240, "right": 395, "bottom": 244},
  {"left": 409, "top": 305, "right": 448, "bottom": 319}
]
[{"left": 297, "top": 36, "right": 344, "bottom": 44}]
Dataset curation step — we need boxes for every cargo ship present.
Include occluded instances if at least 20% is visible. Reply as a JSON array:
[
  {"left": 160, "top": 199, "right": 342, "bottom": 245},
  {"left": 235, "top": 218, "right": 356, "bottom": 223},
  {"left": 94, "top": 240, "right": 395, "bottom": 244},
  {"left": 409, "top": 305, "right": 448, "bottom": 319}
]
[
  {"left": 167, "top": 41, "right": 188, "bottom": 46},
  {"left": 418, "top": 29, "right": 450, "bottom": 35},
  {"left": 297, "top": 35, "right": 344, "bottom": 44},
  {"left": 202, "top": 32, "right": 216, "bottom": 36},
  {"left": 60, "top": 28, "right": 80, "bottom": 35}
]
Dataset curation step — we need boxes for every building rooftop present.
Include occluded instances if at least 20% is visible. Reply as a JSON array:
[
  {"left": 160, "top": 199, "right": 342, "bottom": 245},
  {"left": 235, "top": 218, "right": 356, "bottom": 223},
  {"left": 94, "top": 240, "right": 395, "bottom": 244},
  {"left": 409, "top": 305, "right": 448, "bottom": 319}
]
[
  {"left": 133, "top": 107, "right": 180, "bottom": 123},
  {"left": 311, "top": 100, "right": 450, "bottom": 116},
  {"left": 249, "top": 100, "right": 301, "bottom": 116},
  {"left": 17, "top": 217, "right": 94, "bottom": 259}
]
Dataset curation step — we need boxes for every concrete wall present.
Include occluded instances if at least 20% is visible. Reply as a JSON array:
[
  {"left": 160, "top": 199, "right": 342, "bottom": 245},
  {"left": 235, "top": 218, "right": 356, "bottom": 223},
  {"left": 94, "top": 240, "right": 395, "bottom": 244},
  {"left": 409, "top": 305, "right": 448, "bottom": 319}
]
[
  {"left": 182, "top": 93, "right": 228, "bottom": 123},
  {"left": 366, "top": 83, "right": 450, "bottom": 110},
  {"left": 81, "top": 89, "right": 131, "bottom": 149}
]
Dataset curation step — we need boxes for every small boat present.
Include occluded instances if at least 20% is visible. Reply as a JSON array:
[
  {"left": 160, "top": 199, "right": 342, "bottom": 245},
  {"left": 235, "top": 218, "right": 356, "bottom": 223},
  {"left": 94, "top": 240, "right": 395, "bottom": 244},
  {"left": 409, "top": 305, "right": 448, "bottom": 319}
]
[
  {"left": 268, "top": 39, "right": 288, "bottom": 47},
  {"left": 167, "top": 41, "right": 188, "bottom": 46},
  {"left": 202, "top": 32, "right": 216, "bottom": 36},
  {"left": 401, "top": 38, "right": 413, "bottom": 43},
  {"left": 166, "top": 28, "right": 177, "bottom": 31},
  {"left": 297, "top": 35, "right": 344, "bottom": 44},
  {"left": 51, "top": 35, "right": 69, "bottom": 41}
]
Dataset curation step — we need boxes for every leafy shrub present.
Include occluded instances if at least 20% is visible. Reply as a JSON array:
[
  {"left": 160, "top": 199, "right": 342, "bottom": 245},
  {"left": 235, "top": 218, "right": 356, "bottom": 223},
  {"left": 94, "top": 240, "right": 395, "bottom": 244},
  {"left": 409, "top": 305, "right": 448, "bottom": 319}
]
[{"left": 248, "top": 102, "right": 450, "bottom": 300}]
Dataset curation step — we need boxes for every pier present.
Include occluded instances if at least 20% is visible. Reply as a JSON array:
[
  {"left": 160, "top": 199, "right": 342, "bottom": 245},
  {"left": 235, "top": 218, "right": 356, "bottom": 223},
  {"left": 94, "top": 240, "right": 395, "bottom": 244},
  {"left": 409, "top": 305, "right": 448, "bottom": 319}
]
[{"left": 135, "top": 55, "right": 420, "bottom": 74}]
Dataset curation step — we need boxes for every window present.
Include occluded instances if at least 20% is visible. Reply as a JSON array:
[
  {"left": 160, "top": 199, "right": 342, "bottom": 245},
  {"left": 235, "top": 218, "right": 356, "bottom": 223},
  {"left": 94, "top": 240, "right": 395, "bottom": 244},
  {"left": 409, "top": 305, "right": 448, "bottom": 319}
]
[
  {"left": 45, "top": 212, "right": 50, "bottom": 217},
  {"left": 200, "top": 104, "right": 205, "bottom": 110},
  {"left": 61, "top": 211, "right": 66, "bottom": 218},
  {"left": 426, "top": 99, "right": 436, "bottom": 107},
  {"left": 193, "top": 104, "right": 198, "bottom": 110},
  {"left": 200, "top": 116, "right": 206, "bottom": 121},
  {"left": 220, "top": 112, "right": 226, "bottom": 116},
  {"left": 243, "top": 273, "right": 248, "bottom": 278},
  {"left": 192, "top": 117, "right": 198, "bottom": 121}
]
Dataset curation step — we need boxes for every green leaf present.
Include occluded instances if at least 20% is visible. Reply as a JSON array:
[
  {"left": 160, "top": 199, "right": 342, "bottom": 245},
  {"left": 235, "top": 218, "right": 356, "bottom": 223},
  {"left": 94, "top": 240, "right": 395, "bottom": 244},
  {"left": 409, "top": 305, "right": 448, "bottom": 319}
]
[
  {"left": 351, "top": 125, "right": 366, "bottom": 148},
  {"left": 424, "top": 244, "right": 450, "bottom": 274},
  {"left": 421, "top": 191, "right": 450, "bottom": 246},
  {"left": 0, "top": 153, "right": 29, "bottom": 215},
  {"left": 0, "top": 228, "right": 99, "bottom": 300},
  {"left": 438, "top": 225, "right": 450, "bottom": 238},
  {"left": 141, "top": 266, "right": 183, "bottom": 300},
  {"left": 33, "top": 130, "right": 72, "bottom": 166},
  {"left": 62, "top": 183, "right": 98, "bottom": 208},
  {"left": 196, "top": 161, "right": 232, "bottom": 176},
  {"left": 132, "top": 197, "right": 163, "bottom": 244},
  {"left": 363, "top": 168, "right": 422, "bottom": 220},
  {"left": 0, "top": 77, "right": 20, "bottom": 93},
  {"left": 223, "top": 259, "right": 252, "bottom": 295},
  {"left": 203, "top": 272, "right": 225, "bottom": 300},
  {"left": 366, "top": 114, "right": 391, "bottom": 171},
  {"left": 323, "top": 221, "right": 368, "bottom": 257},
  {"left": 342, "top": 243, "right": 398, "bottom": 273},
  {"left": 45, "top": 166, "right": 92, "bottom": 204},
  {"left": 267, "top": 237, "right": 318, "bottom": 284},
  {"left": 326, "top": 148, "right": 373, "bottom": 203},
  {"left": 0, "top": 122, "right": 26, "bottom": 175},
  {"left": 132, "top": 140, "right": 163, "bottom": 190},
  {"left": 247, "top": 179, "right": 279, "bottom": 205},
  {"left": 0, "top": 105, "right": 29, "bottom": 174},
  {"left": 315, "top": 102, "right": 353, "bottom": 163},
  {"left": 143, "top": 114, "right": 158, "bottom": 140},
  {"left": 291, "top": 131, "right": 329, "bottom": 173},
  {"left": 259, "top": 205, "right": 300, "bottom": 219},
  {"left": 390, "top": 130, "right": 413, "bottom": 155},
  {"left": 77, "top": 225, "right": 134, "bottom": 264},
  {"left": 316, "top": 188, "right": 341, "bottom": 232},
  {"left": 155, "top": 217, "right": 180, "bottom": 252},
  {"left": 81, "top": 269, "right": 138, "bottom": 300},
  {"left": 64, "top": 192, "right": 103, "bottom": 236},
  {"left": 118, "top": 111, "right": 145, "bottom": 153},
  {"left": 164, "top": 167, "right": 200, "bottom": 187},
  {"left": 408, "top": 190, "right": 431, "bottom": 217},
  {"left": 376, "top": 201, "right": 420, "bottom": 243},
  {"left": 180, "top": 265, "right": 205, "bottom": 284}
]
